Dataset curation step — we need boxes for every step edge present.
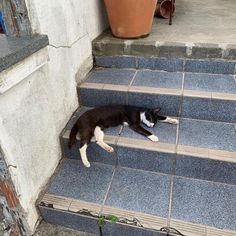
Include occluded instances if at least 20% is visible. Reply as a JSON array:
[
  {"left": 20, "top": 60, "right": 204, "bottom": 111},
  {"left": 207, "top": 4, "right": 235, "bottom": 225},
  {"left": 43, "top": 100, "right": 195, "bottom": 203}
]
[
  {"left": 79, "top": 83, "right": 236, "bottom": 101},
  {"left": 38, "top": 194, "right": 236, "bottom": 236},
  {"left": 61, "top": 132, "right": 236, "bottom": 164}
]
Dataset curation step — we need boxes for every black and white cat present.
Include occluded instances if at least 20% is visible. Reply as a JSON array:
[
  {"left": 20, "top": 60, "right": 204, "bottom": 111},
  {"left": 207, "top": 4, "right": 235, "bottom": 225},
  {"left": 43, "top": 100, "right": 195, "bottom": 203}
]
[{"left": 68, "top": 105, "right": 178, "bottom": 167}]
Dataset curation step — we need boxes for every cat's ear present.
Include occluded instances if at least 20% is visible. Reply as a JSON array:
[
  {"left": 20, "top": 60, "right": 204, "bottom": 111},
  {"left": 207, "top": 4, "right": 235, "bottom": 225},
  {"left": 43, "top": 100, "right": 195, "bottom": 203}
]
[{"left": 152, "top": 107, "right": 161, "bottom": 114}]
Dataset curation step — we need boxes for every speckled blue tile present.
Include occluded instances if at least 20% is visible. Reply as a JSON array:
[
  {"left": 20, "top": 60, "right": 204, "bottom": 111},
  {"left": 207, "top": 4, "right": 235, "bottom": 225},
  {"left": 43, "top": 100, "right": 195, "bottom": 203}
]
[
  {"left": 120, "top": 122, "right": 177, "bottom": 144},
  {"left": 132, "top": 70, "right": 183, "bottom": 89},
  {"left": 184, "top": 73, "right": 236, "bottom": 94},
  {"left": 87, "top": 69, "right": 135, "bottom": 85},
  {"left": 103, "top": 222, "right": 167, "bottom": 236},
  {"left": 80, "top": 88, "right": 127, "bottom": 107},
  {"left": 95, "top": 56, "right": 136, "bottom": 68},
  {"left": 178, "top": 119, "right": 236, "bottom": 152},
  {"left": 105, "top": 167, "right": 171, "bottom": 217},
  {"left": 128, "top": 93, "right": 181, "bottom": 117},
  {"left": 176, "top": 155, "right": 236, "bottom": 185},
  {"left": 171, "top": 177, "right": 236, "bottom": 230},
  {"left": 210, "top": 98, "right": 236, "bottom": 123},
  {"left": 117, "top": 146, "right": 175, "bottom": 174},
  {"left": 39, "top": 207, "right": 99, "bottom": 234},
  {"left": 137, "top": 57, "right": 184, "bottom": 72},
  {"left": 47, "top": 159, "right": 114, "bottom": 203},
  {"left": 62, "top": 139, "right": 117, "bottom": 165},
  {"left": 185, "top": 60, "right": 236, "bottom": 74},
  {"left": 181, "top": 96, "right": 236, "bottom": 122}
]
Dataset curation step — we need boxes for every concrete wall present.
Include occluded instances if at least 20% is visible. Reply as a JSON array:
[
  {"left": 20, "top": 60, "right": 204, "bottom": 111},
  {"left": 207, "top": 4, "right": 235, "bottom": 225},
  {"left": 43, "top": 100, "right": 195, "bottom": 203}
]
[{"left": 0, "top": 0, "right": 107, "bottom": 233}]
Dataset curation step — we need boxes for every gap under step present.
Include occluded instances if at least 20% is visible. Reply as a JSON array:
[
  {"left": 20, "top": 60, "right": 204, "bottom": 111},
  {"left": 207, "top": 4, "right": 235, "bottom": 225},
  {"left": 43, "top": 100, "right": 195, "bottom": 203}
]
[
  {"left": 38, "top": 159, "right": 236, "bottom": 236},
  {"left": 79, "top": 68, "right": 236, "bottom": 123}
]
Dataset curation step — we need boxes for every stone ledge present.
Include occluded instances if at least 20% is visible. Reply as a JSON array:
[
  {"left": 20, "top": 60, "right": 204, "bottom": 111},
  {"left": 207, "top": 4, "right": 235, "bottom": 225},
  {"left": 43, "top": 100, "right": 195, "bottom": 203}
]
[
  {"left": 0, "top": 34, "right": 49, "bottom": 72},
  {"left": 0, "top": 47, "right": 49, "bottom": 94}
]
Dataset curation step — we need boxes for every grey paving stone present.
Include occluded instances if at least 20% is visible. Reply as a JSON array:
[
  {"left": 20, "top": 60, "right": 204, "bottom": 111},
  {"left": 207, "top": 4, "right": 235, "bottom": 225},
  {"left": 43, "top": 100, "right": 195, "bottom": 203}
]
[
  {"left": 133, "top": 70, "right": 183, "bottom": 89},
  {"left": 176, "top": 155, "right": 236, "bottom": 185},
  {"left": 191, "top": 44, "right": 222, "bottom": 59},
  {"left": 93, "top": 40, "right": 126, "bottom": 56},
  {"left": 87, "top": 69, "right": 135, "bottom": 85},
  {"left": 171, "top": 177, "right": 236, "bottom": 231},
  {"left": 178, "top": 118, "right": 236, "bottom": 152},
  {"left": 184, "top": 73, "right": 236, "bottom": 94},
  {"left": 117, "top": 146, "right": 175, "bottom": 174},
  {"left": 47, "top": 159, "right": 114, "bottom": 204},
  {"left": 105, "top": 167, "right": 171, "bottom": 217}
]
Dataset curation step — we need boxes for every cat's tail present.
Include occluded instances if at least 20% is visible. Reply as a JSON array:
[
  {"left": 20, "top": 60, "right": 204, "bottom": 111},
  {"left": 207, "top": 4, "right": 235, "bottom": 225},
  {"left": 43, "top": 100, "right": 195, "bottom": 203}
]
[{"left": 68, "top": 124, "right": 78, "bottom": 149}]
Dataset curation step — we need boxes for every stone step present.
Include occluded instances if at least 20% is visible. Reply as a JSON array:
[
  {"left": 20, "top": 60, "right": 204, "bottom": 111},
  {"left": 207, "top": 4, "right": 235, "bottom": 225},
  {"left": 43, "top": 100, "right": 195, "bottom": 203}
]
[
  {"left": 79, "top": 68, "right": 236, "bottom": 122},
  {"left": 61, "top": 107, "right": 236, "bottom": 185},
  {"left": 92, "top": 32, "right": 236, "bottom": 61},
  {"left": 38, "top": 159, "right": 236, "bottom": 236}
]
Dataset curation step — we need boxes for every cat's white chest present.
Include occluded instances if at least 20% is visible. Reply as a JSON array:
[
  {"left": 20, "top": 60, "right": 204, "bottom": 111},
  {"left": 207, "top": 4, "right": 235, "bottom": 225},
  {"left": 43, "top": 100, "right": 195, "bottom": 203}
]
[{"left": 140, "top": 112, "right": 154, "bottom": 127}]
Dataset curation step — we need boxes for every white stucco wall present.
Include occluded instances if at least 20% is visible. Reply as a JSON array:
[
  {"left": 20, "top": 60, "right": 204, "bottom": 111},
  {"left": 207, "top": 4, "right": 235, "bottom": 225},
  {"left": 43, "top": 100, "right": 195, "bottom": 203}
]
[{"left": 0, "top": 0, "right": 107, "bottom": 233}]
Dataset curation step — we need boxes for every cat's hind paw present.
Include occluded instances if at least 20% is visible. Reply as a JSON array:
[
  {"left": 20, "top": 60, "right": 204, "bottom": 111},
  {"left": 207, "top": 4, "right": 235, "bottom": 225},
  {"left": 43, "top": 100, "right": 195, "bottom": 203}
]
[
  {"left": 83, "top": 161, "right": 91, "bottom": 168},
  {"left": 148, "top": 135, "right": 159, "bottom": 142}
]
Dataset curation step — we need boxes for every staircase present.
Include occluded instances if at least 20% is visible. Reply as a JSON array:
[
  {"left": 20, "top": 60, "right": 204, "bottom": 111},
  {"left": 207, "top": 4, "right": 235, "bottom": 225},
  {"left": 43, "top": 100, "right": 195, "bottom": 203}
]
[{"left": 38, "top": 35, "right": 236, "bottom": 236}]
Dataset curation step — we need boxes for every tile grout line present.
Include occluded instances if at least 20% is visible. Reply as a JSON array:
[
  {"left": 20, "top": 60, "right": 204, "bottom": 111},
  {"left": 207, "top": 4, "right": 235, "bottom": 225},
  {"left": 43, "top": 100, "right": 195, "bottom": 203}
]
[
  {"left": 180, "top": 116, "right": 235, "bottom": 125},
  {"left": 126, "top": 70, "right": 138, "bottom": 105},
  {"left": 167, "top": 175, "right": 174, "bottom": 227},
  {"left": 114, "top": 125, "right": 124, "bottom": 167},
  {"left": 170, "top": 52, "right": 183, "bottom": 225},
  {"left": 100, "top": 166, "right": 116, "bottom": 216},
  {"left": 175, "top": 174, "right": 236, "bottom": 188}
]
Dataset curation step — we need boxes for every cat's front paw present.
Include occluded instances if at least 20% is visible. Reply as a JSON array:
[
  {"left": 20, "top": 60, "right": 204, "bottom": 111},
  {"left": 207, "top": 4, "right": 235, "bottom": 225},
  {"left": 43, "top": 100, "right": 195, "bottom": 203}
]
[
  {"left": 105, "top": 146, "right": 114, "bottom": 153},
  {"left": 148, "top": 134, "right": 159, "bottom": 142},
  {"left": 170, "top": 118, "right": 179, "bottom": 125}
]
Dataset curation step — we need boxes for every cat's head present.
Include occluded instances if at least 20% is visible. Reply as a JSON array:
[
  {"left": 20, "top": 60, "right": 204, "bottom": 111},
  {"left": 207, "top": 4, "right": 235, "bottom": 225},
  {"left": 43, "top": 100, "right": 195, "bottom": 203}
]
[{"left": 142, "top": 108, "right": 161, "bottom": 127}]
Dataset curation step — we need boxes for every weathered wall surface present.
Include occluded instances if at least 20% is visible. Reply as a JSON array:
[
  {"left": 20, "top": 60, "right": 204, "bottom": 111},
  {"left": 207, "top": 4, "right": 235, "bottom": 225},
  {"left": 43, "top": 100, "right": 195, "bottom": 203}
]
[{"left": 0, "top": 0, "right": 107, "bottom": 233}]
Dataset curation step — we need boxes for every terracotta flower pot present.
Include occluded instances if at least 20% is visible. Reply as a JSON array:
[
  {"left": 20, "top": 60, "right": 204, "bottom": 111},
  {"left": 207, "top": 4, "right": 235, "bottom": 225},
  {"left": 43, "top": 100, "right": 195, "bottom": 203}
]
[
  {"left": 155, "top": 0, "right": 175, "bottom": 19},
  {"left": 104, "top": 0, "right": 157, "bottom": 39}
]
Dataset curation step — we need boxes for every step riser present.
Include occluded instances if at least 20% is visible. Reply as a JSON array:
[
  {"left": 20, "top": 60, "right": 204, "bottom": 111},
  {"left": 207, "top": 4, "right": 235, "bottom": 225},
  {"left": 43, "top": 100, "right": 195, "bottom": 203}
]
[
  {"left": 61, "top": 138, "right": 236, "bottom": 186},
  {"left": 79, "top": 87, "right": 235, "bottom": 122},
  {"left": 95, "top": 56, "right": 236, "bottom": 75},
  {"left": 39, "top": 206, "right": 166, "bottom": 236}
]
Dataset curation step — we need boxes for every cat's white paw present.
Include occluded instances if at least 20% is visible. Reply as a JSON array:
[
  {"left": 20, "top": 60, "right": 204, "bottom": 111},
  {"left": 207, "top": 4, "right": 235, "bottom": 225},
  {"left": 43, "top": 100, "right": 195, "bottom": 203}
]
[
  {"left": 83, "top": 161, "right": 91, "bottom": 168},
  {"left": 148, "top": 135, "right": 159, "bottom": 142},
  {"left": 170, "top": 118, "right": 179, "bottom": 125},
  {"left": 106, "top": 146, "right": 114, "bottom": 153}
]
